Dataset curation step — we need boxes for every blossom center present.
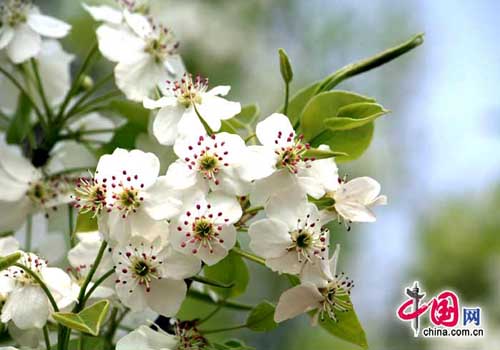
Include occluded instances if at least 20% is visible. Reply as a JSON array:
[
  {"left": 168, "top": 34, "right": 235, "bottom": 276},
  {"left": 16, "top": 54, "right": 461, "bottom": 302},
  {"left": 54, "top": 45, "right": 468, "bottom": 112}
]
[
  {"left": 287, "top": 214, "right": 328, "bottom": 263},
  {"left": 194, "top": 218, "right": 214, "bottom": 239},
  {"left": 168, "top": 74, "right": 208, "bottom": 107},
  {"left": 144, "top": 25, "right": 178, "bottom": 63},
  {"left": 318, "top": 274, "right": 354, "bottom": 321},
  {"left": 6, "top": 253, "right": 46, "bottom": 286},
  {"left": 73, "top": 175, "right": 107, "bottom": 216},
  {"left": 113, "top": 187, "right": 143, "bottom": 218},
  {"left": 275, "top": 134, "right": 311, "bottom": 174},
  {"left": 1, "top": 0, "right": 29, "bottom": 27}
]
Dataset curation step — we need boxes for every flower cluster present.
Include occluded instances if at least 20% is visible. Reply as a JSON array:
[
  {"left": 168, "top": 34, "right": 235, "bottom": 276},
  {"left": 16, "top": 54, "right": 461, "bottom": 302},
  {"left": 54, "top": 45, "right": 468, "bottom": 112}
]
[{"left": 0, "top": 0, "right": 412, "bottom": 349}]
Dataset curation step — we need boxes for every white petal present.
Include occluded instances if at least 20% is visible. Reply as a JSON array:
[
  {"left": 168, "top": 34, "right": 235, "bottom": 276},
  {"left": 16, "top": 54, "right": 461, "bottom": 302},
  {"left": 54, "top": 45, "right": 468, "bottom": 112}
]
[
  {"left": 129, "top": 210, "right": 170, "bottom": 242},
  {"left": 116, "top": 280, "right": 148, "bottom": 312},
  {"left": 6, "top": 24, "right": 41, "bottom": 64},
  {"left": 329, "top": 244, "right": 340, "bottom": 278},
  {"left": 116, "top": 325, "right": 177, "bottom": 350},
  {"left": 152, "top": 104, "right": 186, "bottom": 146},
  {"left": 37, "top": 40, "right": 74, "bottom": 107},
  {"left": 164, "top": 160, "right": 198, "bottom": 190},
  {"left": 0, "top": 26, "right": 15, "bottom": 50},
  {"left": 0, "top": 199, "right": 32, "bottom": 232},
  {"left": 249, "top": 170, "right": 296, "bottom": 206},
  {"left": 336, "top": 177, "right": 382, "bottom": 205},
  {"left": 215, "top": 167, "right": 250, "bottom": 196},
  {"left": 256, "top": 113, "right": 295, "bottom": 148},
  {"left": 176, "top": 109, "right": 206, "bottom": 139},
  {"left": 217, "top": 225, "right": 237, "bottom": 252},
  {"left": 274, "top": 283, "right": 324, "bottom": 323},
  {"left": 147, "top": 278, "right": 186, "bottom": 316},
  {"left": 115, "top": 53, "right": 167, "bottom": 101},
  {"left": 266, "top": 190, "right": 308, "bottom": 229},
  {"left": 195, "top": 240, "right": 228, "bottom": 266},
  {"left": 197, "top": 95, "right": 241, "bottom": 130},
  {"left": 238, "top": 145, "right": 276, "bottom": 182},
  {"left": 297, "top": 175, "right": 325, "bottom": 199},
  {"left": 248, "top": 219, "right": 291, "bottom": 259},
  {"left": 207, "top": 85, "right": 231, "bottom": 96},
  {"left": 142, "top": 176, "right": 182, "bottom": 220},
  {"left": 335, "top": 201, "right": 376, "bottom": 222},
  {"left": 123, "top": 10, "right": 152, "bottom": 38},
  {"left": 27, "top": 14, "right": 71, "bottom": 38},
  {"left": 68, "top": 112, "right": 115, "bottom": 143},
  {"left": 143, "top": 96, "right": 177, "bottom": 110},
  {"left": 0, "top": 236, "right": 19, "bottom": 256},
  {"left": 208, "top": 192, "right": 242, "bottom": 225},
  {"left": 266, "top": 250, "right": 302, "bottom": 275},
  {"left": 82, "top": 4, "right": 123, "bottom": 24},
  {"left": 305, "top": 145, "right": 339, "bottom": 193},
  {"left": 2, "top": 286, "right": 49, "bottom": 329},
  {"left": 96, "top": 24, "right": 144, "bottom": 62},
  {"left": 161, "top": 246, "right": 201, "bottom": 280}
]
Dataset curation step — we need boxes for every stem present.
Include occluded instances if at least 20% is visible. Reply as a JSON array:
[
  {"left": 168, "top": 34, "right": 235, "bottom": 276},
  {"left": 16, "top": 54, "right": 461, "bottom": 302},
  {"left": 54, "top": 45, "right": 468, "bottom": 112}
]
[
  {"left": 30, "top": 58, "right": 53, "bottom": 121},
  {"left": 201, "top": 323, "right": 247, "bottom": 334},
  {"left": 81, "top": 268, "right": 114, "bottom": 305},
  {"left": 317, "top": 33, "right": 424, "bottom": 93},
  {"left": 14, "top": 263, "right": 59, "bottom": 312},
  {"left": 244, "top": 206, "right": 263, "bottom": 215},
  {"left": 283, "top": 81, "right": 290, "bottom": 115},
  {"left": 63, "top": 90, "right": 121, "bottom": 122},
  {"left": 73, "top": 240, "right": 108, "bottom": 312},
  {"left": 25, "top": 215, "right": 32, "bottom": 251},
  {"left": 43, "top": 325, "right": 51, "bottom": 350},
  {"left": 231, "top": 247, "right": 266, "bottom": 266},
  {"left": 62, "top": 72, "right": 113, "bottom": 120},
  {"left": 57, "top": 42, "right": 99, "bottom": 121},
  {"left": 0, "top": 65, "right": 44, "bottom": 122},
  {"left": 68, "top": 205, "right": 75, "bottom": 248},
  {"left": 244, "top": 133, "right": 256, "bottom": 143},
  {"left": 187, "top": 290, "right": 253, "bottom": 311},
  {"left": 189, "top": 275, "right": 234, "bottom": 288}
]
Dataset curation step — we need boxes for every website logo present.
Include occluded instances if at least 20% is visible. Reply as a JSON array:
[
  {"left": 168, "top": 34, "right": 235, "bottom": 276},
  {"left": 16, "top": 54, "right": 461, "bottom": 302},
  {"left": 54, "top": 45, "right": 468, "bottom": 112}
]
[{"left": 396, "top": 281, "right": 484, "bottom": 338}]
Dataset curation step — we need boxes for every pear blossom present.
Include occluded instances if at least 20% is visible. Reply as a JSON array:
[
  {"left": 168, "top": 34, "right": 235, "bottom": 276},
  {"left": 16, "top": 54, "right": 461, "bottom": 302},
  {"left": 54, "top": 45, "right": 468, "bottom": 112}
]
[
  {"left": 144, "top": 75, "right": 241, "bottom": 146},
  {"left": 75, "top": 148, "right": 182, "bottom": 244},
  {"left": 67, "top": 231, "right": 115, "bottom": 300},
  {"left": 241, "top": 113, "right": 325, "bottom": 206},
  {"left": 274, "top": 245, "right": 354, "bottom": 324},
  {"left": 166, "top": 132, "right": 250, "bottom": 195},
  {"left": 112, "top": 236, "right": 200, "bottom": 316},
  {"left": 0, "top": 0, "right": 71, "bottom": 63},
  {"left": 83, "top": 0, "right": 150, "bottom": 25},
  {"left": 1, "top": 252, "right": 78, "bottom": 329},
  {"left": 0, "top": 40, "right": 74, "bottom": 114},
  {"left": 169, "top": 192, "right": 242, "bottom": 266},
  {"left": 94, "top": 9, "right": 184, "bottom": 101},
  {"left": 0, "top": 142, "right": 73, "bottom": 232},
  {"left": 322, "top": 177, "right": 387, "bottom": 225},
  {"left": 116, "top": 322, "right": 207, "bottom": 350},
  {"left": 248, "top": 191, "right": 330, "bottom": 284}
]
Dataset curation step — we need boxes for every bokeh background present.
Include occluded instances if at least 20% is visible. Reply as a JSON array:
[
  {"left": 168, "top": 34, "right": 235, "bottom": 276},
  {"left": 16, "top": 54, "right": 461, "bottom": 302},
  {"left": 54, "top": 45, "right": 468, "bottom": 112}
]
[{"left": 33, "top": 0, "right": 500, "bottom": 349}]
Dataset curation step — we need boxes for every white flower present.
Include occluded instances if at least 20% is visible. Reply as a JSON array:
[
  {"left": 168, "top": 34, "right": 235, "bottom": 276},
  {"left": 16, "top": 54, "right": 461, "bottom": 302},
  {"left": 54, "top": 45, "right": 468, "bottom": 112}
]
[
  {"left": 67, "top": 231, "right": 115, "bottom": 300},
  {"left": 144, "top": 75, "right": 241, "bottom": 146},
  {"left": 1, "top": 252, "right": 77, "bottom": 329},
  {"left": 248, "top": 191, "right": 330, "bottom": 285},
  {"left": 112, "top": 236, "right": 200, "bottom": 316},
  {"left": 116, "top": 325, "right": 178, "bottom": 350},
  {"left": 0, "top": 142, "right": 72, "bottom": 232},
  {"left": 274, "top": 245, "right": 354, "bottom": 324},
  {"left": 166, "top": 132, "right": 250, "bottom": 195},
  {"left": 0, "top": 40, "right": 74, "bottom": 114},
  {"left": 323, "top": 177, "right": 387, "bottom": 224},
  {"left": 169, "top": 192, "right": 242, "bottom": 266},
  {"left": 240, "top": 113, "right": 325, "bottom": 206},
  {"left": 76, "top": 148, "right": 182, "bottom": 244},
  {"left": 83, "top": 0, "right": 150, "bottom": 25},
  {"left": 94, "top": 10, "right": 184, "bottom": 101},
  {"left": 0, "top": 0, "right": 71, "bottom": 63}
]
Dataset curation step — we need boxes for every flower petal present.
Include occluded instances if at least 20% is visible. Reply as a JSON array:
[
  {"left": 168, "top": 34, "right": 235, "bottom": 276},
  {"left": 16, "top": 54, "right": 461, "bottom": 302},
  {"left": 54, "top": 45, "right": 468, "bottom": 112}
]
[
  {"left": 238, "top": 145, "right": 276, "bottom": 182},
  {"left": 6, "top": 24, "right": 41, "bottom": 63},
  {"left": 147, "top": 278, "right": 187, "bottom": 316},
  {"left": 164, "top": 160, "right": 198, "bottom": 190},
  {"left": 256, "top": 113, "right": 294, "bottom": 148},
  {"left": 123, "top": 10, "right": 152, "bottom": 38},
  {"left": 142, "top": 176, "right": 182, "bottom": 220},
  {"left": 266, "top": 250, "right": 302, "bottom": 275},
  {"left": 274, "top": 283, "right": 324, "bottom": 323},
  {"left": 208, "top": 192, "right": 242, "bottom": 225},
  {"left": 207, "top": 85, "right": 231, "bottom": 96},
  {"left": 335, "top": 201, "right": 376, "bottom": 222},
  {"left": 248, "top": 218, "right": 291, "bottom": 259},
  {"left": 197, "top": 95, "right": 241, "bottom": 130},
  {"left": 161, "top": 246, "right": 201, "bottom": 280},
  {"left": 265, "top": 190, "right": 309, "bottom": 229},
  {"left": 2, "top": 285, "right": 49, "bottom": 329},
  {"left": 27, "top": 14, "right": 71, "bottom": 38},
  {"left": 96, "top": 24, "right": 144, "bottom": 62},
  {"left": 82, "top": 4, "right": 123, "bottom": 24},
  {"left": 0, "top": 199, "right": 32, "bottom": 232},
  {"left": 116, "top": 325, "right": 178, "bottom": 350},
  {"left": 0, "top": 26, "right": 15, "bottom": 50},
  {"left": 152, "top": 105, "right": 186, "bottom": 146},
  {"left": 143, "top": 96, "right": 177, "bottom": 110}
]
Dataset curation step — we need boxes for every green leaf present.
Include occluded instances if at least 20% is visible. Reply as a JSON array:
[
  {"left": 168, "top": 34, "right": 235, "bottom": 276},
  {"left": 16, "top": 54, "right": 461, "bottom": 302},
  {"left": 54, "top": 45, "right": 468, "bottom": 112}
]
[
  {"left": 278, "top": 48, "right": 293, "bottom": 83},
  {"left": 282, "top": 82, "right": 319, "bottom": 126},
  {"left": 325, "top": 102, "right": 389, "bottom": 131},
  {"left": 300, "top": 91, "right": 378, "bottom": 162},
  {"left": 303, "top": 148, "right": 348, "bottom": 160},
  {"left": 203, "top": 250, "right": 249, "bottom": 299},
  {"left": 74, "top": 211, "right": 98, "bottom": 234},
  {"left": 6, "top": 93, "right": 32, "bottom": 144},
  {"left": 51, "top": 336, "right": 107, "bottom": 350},
  {"left": 0, "top": 252, "right": 21, "bottom": 271},
  {"left": 317, "top": 296, "right": 368, "bottom": 349},
  {"left": 190, "top": 275, "right": 234, "bottom": 289},
  {"left": 53, "top": 300, "right": 109, "bottom": 336},
  {"left": 211, "top": 339, "right": 255, "bottom": 350},
  {"left": 246, "top": 301, "right": 278, "bottom": 332}
]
